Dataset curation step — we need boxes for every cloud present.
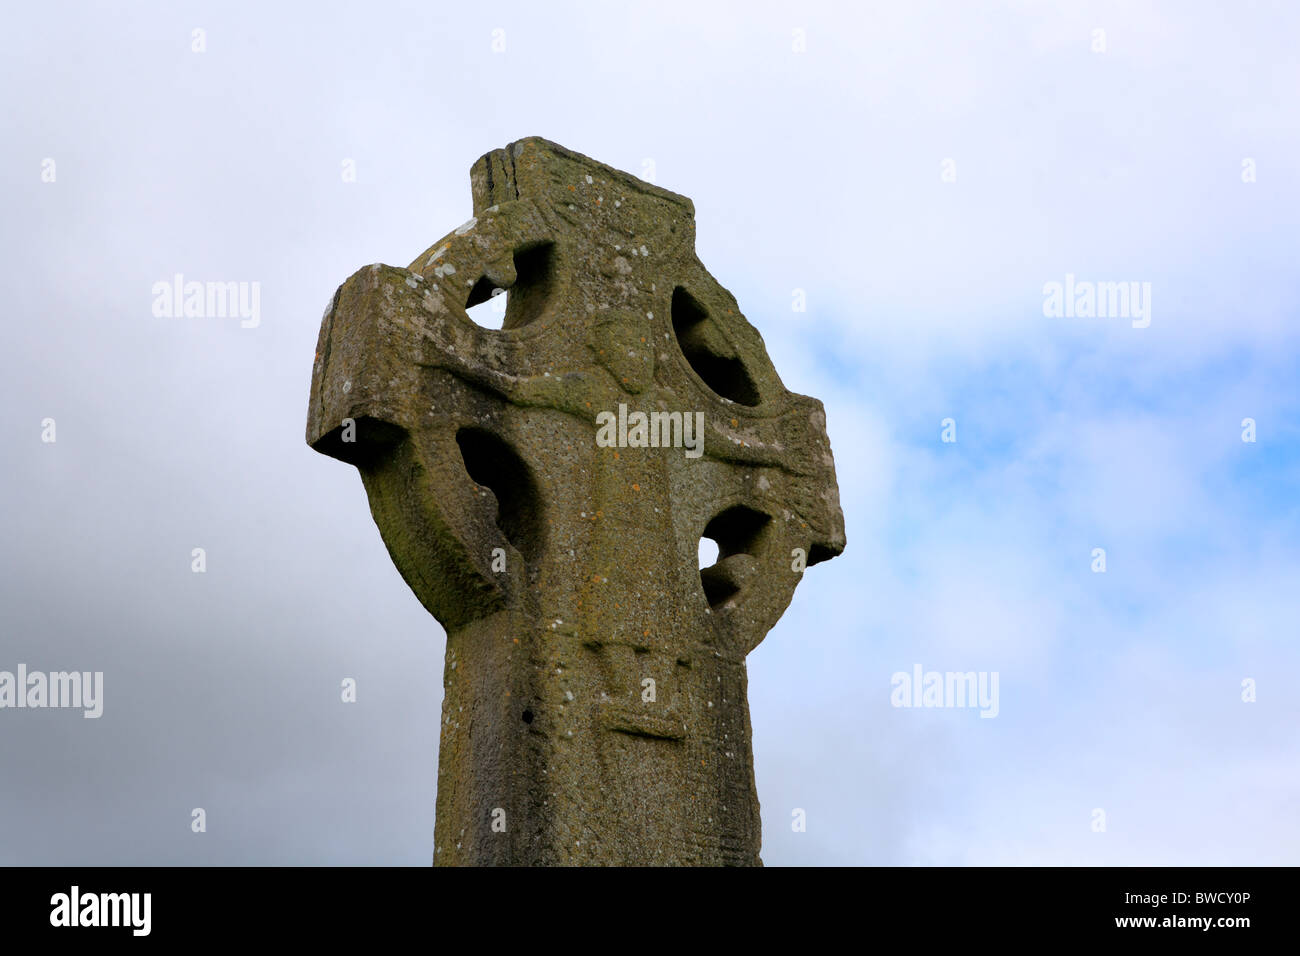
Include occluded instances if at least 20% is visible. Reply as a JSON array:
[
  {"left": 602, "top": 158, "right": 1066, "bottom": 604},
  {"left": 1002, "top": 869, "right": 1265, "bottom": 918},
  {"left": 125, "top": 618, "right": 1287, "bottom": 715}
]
[{"left": 2, "top": 0, "right": 1297, "bottom": 865}]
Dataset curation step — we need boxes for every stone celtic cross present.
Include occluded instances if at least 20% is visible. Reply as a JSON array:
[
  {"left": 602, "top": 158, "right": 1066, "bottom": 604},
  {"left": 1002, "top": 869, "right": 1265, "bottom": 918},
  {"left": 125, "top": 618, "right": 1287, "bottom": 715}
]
[{"left": 306, "top": 137, "right": 844, "bottom": 865}]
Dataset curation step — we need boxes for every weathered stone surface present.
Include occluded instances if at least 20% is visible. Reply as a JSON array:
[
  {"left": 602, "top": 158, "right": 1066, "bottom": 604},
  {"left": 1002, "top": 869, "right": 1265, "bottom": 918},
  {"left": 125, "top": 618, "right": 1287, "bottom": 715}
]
[{"left": 306, "top": 137, "right": 845, "bottom": 865}]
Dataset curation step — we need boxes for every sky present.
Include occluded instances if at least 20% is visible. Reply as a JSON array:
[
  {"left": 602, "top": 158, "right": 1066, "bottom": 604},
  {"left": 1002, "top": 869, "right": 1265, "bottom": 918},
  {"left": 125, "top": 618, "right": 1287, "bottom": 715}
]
[{"left": 2, "top": 0, "right": 1297, "bottom": 865}]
